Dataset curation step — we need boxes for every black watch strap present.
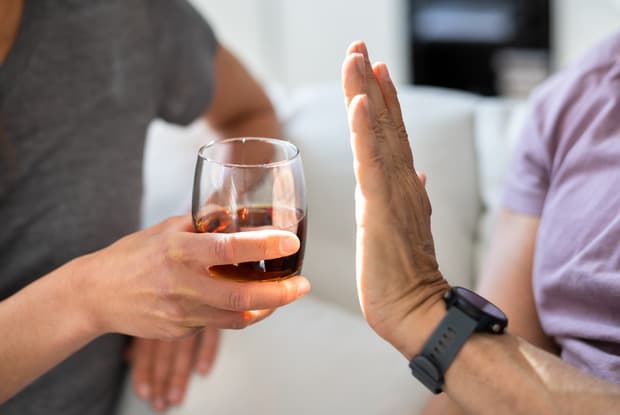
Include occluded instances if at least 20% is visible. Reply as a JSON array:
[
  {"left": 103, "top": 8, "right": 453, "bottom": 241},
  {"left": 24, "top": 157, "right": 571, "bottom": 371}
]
[{"left": 409, "top": 307, "right": 477, "bottom": 394}]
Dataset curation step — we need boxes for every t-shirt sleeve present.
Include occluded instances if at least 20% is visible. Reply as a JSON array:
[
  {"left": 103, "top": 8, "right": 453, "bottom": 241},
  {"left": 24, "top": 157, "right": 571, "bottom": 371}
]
[
  {"left": 148, "top": 0, "right": 219, "bottom": 125},
  {"left": 501, "top": 96, "right": 552, "bottom": 216}
]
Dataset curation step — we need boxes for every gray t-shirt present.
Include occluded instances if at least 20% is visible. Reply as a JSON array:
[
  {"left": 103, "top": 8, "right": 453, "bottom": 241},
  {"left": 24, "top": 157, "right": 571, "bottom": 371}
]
[{"left": 0, "top": 1, "right": 217, "bottom": 413}]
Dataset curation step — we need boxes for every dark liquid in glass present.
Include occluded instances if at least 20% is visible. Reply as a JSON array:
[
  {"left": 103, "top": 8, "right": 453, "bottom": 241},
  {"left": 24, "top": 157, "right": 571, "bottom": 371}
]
[{"left": 194, "top": 206, "right": 306, "bottom": 281}]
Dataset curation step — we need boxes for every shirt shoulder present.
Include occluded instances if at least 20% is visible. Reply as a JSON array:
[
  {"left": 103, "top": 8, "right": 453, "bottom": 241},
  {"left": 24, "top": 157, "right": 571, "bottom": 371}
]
[
  {"left": 146, "top": 0, "right": 219, "bottom": 125},
  {"left": 502, "top": 30, "right": 620, "bottom": 216},
  {"left": 531, "top": 31, "right": 620, "bottom": 142}
]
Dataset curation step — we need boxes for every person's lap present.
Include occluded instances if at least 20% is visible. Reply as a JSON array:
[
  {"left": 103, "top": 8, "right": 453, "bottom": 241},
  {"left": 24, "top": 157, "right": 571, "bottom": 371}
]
[{"left": 116, "top": 295, "right": 428, "bottom": 415}]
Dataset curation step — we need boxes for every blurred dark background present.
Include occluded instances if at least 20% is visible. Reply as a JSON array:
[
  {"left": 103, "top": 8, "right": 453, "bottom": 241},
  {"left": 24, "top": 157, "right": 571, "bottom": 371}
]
[{"left": 409, "top": 0, "right": 550, "bottom": 97}]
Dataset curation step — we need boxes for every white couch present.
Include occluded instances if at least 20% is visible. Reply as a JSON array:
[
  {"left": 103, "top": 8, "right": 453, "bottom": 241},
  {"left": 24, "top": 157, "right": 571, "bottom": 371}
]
[{"left": 118, "top": 84, "right": 527, "bottom": 414}]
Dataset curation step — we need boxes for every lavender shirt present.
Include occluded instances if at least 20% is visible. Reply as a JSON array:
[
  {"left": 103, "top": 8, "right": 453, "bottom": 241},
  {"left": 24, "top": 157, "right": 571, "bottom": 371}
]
[{"left": 503, "top": 32, "right": 620, "bottom": 383}]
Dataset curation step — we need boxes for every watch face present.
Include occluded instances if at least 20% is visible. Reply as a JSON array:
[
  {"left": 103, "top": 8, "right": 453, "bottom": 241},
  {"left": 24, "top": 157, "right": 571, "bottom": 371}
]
[{"left": 455, "top": 287, "right": 506, "bottom": 321}]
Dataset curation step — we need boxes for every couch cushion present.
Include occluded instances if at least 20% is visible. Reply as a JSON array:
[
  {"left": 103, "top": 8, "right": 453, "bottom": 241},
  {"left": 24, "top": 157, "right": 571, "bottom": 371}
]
[{"left": 117, "top": 296, "right": 429, "bottom": 415}]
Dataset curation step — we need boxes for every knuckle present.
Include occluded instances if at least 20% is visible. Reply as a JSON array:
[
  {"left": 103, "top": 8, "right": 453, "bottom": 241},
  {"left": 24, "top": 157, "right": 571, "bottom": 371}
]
[
  {"left": 278, "top": 283, "right": 295, "bottom": 305},
  {"left": 154, "top": 275, "right": 176, "bottom": 303},
  {"left": 227, "top": 288, "right": 252, "bottom": 311},
  {"left": 372, "top": 124, "right": 388, "bottom": 146},
  {"left": 372, "top": 125, "right": 385, "bottom": 141},
  {"left": 376, "top": 108, "right": 393, "bottom": 127},
  {"left": 424, "top": 197, "right": 433, "bottom": 216},
  {"left": 369, "top": 152, "right": 385, "bottom": 167},
  {"left": 255, "top": 236, "right": 270, "bottom": 258},
  {"left": 209, "top": 235, "right": 235, "bottom": 264},
  {"left": 160, "top": 301, "right": 187, "bottom": 325},
  {"left": 160, "top": 235, "right": 186, "bottom": 265},
  {"left": 162, "top": 325, "right": 193, "bottom": 341}
]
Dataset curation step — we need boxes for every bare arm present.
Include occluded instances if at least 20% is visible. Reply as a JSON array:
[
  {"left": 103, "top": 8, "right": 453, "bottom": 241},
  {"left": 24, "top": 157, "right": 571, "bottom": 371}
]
[
  {"left": 436, "top": 328, "right": 620, "bottom": 415},
  {"left": 205, "top": 46, "right": 281, "bottom": 139},
  {"left": 0, "top": 0, "right": 23, "bottom": 64},
  {"left": 342, "top": 41, "right": 620, "bottom": 415},
  {"left": 0, "top": 260, "right": 98, "bottom": 403},
  {"left": 422, "top": 210, "right": 556, "bottom": 414}
]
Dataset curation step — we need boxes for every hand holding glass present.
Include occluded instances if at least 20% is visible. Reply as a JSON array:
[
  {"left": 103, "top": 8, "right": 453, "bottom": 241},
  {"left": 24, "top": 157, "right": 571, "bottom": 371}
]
[{"left": 192, "top": 137, "right": 307, "bottom": 281}]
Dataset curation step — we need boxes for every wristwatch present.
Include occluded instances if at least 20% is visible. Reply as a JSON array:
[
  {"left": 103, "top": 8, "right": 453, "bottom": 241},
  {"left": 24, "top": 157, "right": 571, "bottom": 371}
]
[{"left": 409, "top": 286, "right": 508, "bottom": 394}]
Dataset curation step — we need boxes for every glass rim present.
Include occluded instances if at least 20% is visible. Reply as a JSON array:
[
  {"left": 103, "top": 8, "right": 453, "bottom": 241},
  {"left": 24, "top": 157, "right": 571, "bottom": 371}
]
[{"left": 197, "top": 137, "right": 300, "bottom": 168}]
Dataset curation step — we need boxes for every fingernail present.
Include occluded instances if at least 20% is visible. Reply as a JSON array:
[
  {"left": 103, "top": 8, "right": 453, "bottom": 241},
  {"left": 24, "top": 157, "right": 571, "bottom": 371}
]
[
  {"left": 280, "top": 236, "right": 299, "bottom": 255},
  {"left": 137, "top": 384, "right": 151, "bottom": 399},
  {"left": 353, "top": 53, "right": 366, "bottom": 76},
  {"left": 168, "top": 388, "right": 181, "bottom": 403},
  {"left": 198, "top": 362, "right": 211, "bottom": 374},
  {"left": 297, "top": 279, "right": 311, "bottom": 296},
  {"left": 153, "top": 398, "right": 166, "bottom": 411}
]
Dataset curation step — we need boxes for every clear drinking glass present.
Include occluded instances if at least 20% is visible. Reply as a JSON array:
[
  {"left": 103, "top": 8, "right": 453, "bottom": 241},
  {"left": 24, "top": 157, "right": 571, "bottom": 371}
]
[{"left": 192, "top": 137, "right": 307, "bottom": 281}]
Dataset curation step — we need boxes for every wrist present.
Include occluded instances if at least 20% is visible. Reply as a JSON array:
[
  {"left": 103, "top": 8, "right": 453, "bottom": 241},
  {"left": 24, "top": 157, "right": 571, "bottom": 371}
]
[
  {"left": 391, "top": 290, "right": 448, "bottom": 361},
  {"left": 62, "top": 255, "right": 109, "bottom": 338}
]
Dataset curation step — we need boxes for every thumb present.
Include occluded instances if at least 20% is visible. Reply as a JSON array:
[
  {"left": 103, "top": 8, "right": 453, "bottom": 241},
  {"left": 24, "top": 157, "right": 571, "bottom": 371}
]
[{"left": 417, "top": 172, "right": 427, "bottom": 188}]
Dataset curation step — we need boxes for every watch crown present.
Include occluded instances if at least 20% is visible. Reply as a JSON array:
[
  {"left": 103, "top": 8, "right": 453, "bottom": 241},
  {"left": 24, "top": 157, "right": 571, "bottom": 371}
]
[{"left": 491, "top": 323, "right": 501, "bottom": 333}]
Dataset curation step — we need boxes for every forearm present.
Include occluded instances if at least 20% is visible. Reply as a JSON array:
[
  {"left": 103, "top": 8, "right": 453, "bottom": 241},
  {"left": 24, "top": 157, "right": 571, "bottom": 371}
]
[
  {"left": 206, "top": 46, "right": 281, "bottom": 140},
  {"left": 210, "top": 104, "right": 281, "bottom": 139},
  {"left": 448, "top": 333, "right": 619, "bottom": 414},
  {"left": 408, "top": 311, "right": 620, "bottom": 415},
  {"left": 0, "top": 258, "right": 99, "bottom": 403},
  {"left": 422, "top": 212, "right": 553, "bottom": 415}
]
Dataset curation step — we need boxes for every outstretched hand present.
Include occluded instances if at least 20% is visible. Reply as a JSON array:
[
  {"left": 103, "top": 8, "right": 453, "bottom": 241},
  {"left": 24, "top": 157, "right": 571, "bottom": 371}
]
[{"left": 342, "top": 41, "right": 449, "bottom": 358}]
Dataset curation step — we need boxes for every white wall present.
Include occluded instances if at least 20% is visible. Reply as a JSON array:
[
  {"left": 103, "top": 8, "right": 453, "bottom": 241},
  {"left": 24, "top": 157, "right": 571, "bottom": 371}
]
[
  {"left": 190, "top": 1, "right": 620, "bottom": 84},
  {"left": 189, "top": 0, "right": 410, "bottom": 87},
  {"left": 552, "top": 0, "right": 620, "bottom": 69}
]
